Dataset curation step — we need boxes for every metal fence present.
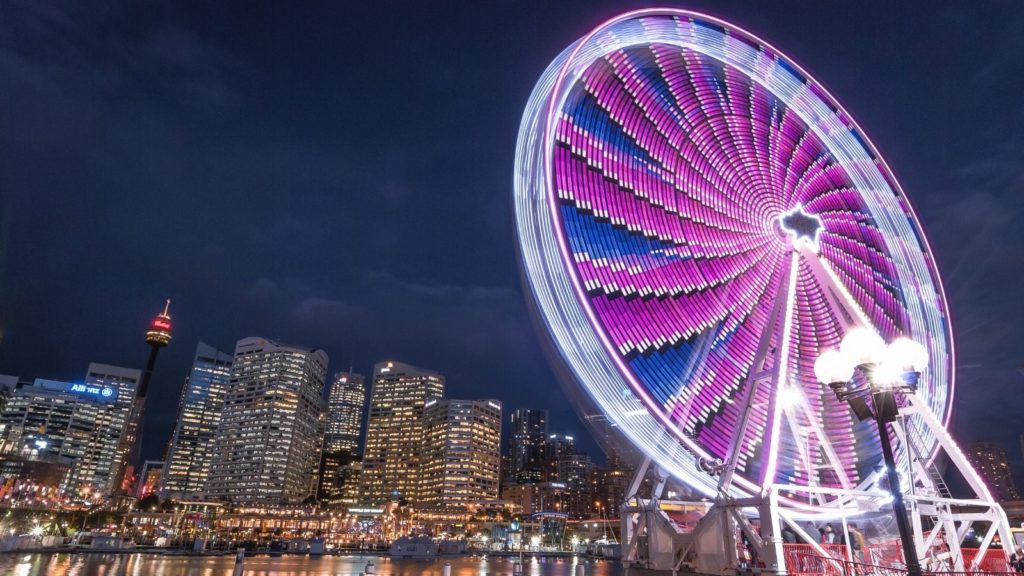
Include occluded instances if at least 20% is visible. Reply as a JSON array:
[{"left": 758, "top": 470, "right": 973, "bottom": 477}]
[{"left": 782, "top": 545, "right": 1014, "bottom": 576}]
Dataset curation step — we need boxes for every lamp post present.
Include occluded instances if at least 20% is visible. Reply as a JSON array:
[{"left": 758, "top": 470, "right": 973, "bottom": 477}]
[{"left": 814, "top": 328, "right": 928, "bottom": 576}]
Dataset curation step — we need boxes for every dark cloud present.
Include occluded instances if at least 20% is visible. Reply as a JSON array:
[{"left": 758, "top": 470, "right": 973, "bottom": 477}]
[{"left": 1, "top": 0, "right": 1022, "bottom": 474}]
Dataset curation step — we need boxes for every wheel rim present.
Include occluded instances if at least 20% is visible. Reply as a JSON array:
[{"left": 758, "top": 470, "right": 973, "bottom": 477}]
[{"left": 515, "top": 10, "right": 953, "bottom": 511}]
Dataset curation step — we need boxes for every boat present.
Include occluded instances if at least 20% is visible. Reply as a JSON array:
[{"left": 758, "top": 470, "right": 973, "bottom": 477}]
[{"left": 437, "top": 539, "right": 466, "bottom": 555}]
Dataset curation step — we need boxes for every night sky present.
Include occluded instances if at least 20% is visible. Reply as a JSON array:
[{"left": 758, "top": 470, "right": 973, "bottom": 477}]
[{"left": 1, "top": 2, "right": 1023, "bottom": 478}]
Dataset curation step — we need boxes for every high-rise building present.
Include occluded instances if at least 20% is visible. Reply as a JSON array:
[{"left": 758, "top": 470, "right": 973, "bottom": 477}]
[
  {"left": 0, "top": 378, "right": 107, "bottom": 497},
  {"left": 0, "top": 366, "right": 138, "bottom": 499},
  {"left": 509, "top": 409, "right": 547, "bottom": 484},
  {"left": 542, "top": 433, "right": 576, "bottom": 481},
  {"left": 317, "top": 451, "right": 363, "bottom": 506},
  {"left": 161, "top": 342, "right": 233, "bottom": 498},
  {"left": 324, "top": 372, "right": 366, "bottom": 454},
  {"left": 590, "top": 457, "right": 631, "bottom": 517},
  {"left": 206, "top": 337, "right": 328, "bottom": 505},
  {"left": 419, "top": 399, "right": 502, "bottom": 510},
  {"left": 360, "top": 361, "right": 444, "bottom": 504},
  {"left": 557, "top": 452, "right": 594, "bottom": 518},
  {"left": 77, "top": 363, "right": 140, "bottom": 496},
  {"left": 969, "top": 442, "right": 1020, "bottom": 501}
]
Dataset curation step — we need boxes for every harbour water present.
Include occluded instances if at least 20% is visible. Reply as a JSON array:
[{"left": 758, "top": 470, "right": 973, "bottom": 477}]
[{"left": 0, "top": 553, "right": 625, "bottom": 575}]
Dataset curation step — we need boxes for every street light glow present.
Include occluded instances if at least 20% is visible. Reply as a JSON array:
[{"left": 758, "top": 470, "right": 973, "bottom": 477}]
[
  {"left": 840, "top": 327, "right": 886, "bottom": 365},
  {"left": 884, "top": 338, "right": 929, "bottom": 373},
  {"left": 813, "top": 349, "right": 855, "bottom": 385}
]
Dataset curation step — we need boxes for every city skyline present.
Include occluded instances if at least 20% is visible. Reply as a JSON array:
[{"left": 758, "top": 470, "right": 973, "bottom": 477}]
[
  {"left": 3, "top": 2, "right": 1023, "bottom": 480},
  {"left": 1, "top": 0, "right": 1024, "bottom": 515}
]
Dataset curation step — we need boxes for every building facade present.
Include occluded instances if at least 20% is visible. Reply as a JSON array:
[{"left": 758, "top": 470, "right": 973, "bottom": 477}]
[
  {"left": 317, "top": 451, "right": 363, "bottom": 506},
  {"left": 969, "top": 441, "right": 1020, "bottom": 501},
  {"left": 557, "top": 452, "right": 594, "bottom": 518},
  {"left": 508, "top": 408, "right": 547, "bottom": 485},
  {"left": 590, "top": 459, "right": 630, "bottom": 517},
  {"left": 502, "top": 481, "right": 568, "bottom": 516},
  {"left": 0, "top": 378, "right": 103, "bottom": 497},
  {"left": 161, "top": 342, "right": 233, "bottom": 498},
  {"left": 324, "top": 371, "right": 366, "bottom": 454},
  {"left": 206, "top": 337, "right": 328, "bottom": 505},
  {"left": 418, "top": 399, "right": 502, "bottom": 511},
  {"left": 360, "top": 361, "right": 444, "bottom": 504},
  {"left": 0, "top": 365, "right": 138, "bottom": 499},
  {"left": 75, "top": 364, "right": 140, "bottom": 496},
  {"left": 542, "top": 433, "right": 576, "bottom": 481}
]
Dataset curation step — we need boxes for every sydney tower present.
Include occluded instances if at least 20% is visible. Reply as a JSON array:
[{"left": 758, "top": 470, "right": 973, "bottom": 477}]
[{"left": 113, "top": 300, "right": 173, "bottom": 497}]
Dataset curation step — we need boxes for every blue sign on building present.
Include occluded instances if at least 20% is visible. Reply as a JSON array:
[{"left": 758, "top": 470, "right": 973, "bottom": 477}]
[{"left": 35, "top": 378, "right": 117, "bottom": 404}]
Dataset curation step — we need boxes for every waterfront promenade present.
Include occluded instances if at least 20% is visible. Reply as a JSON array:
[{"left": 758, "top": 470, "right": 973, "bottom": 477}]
[{"left": 0, "top": 553, "right": 623, "bottom": 576}]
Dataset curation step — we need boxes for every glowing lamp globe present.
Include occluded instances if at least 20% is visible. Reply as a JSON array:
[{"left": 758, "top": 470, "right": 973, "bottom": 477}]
[
  {"left": 814, "top": 349, "right": 855, "bottom": 385},
  {"left": 840, "top": 328, "right": 887, "bottom": 366},
  {"left": 514, "top": 9, "right": 954, "bottom": 510},
  {"left": 884, "top": 338, "right": 930, "bottom": 373}
]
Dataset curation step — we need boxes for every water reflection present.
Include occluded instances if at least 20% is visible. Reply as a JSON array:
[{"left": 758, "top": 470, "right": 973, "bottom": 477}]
[{"left": 0, "top": 554, "right": 623, "bottom": 576}]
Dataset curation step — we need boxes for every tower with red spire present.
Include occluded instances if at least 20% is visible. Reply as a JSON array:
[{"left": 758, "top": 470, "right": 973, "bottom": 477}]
[{"left": 112, "top": 300, "right": 173, "bottom": 499}]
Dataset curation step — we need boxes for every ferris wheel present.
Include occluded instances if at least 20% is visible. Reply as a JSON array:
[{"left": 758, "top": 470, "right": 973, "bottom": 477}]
[{"left": 514, "top": 9, "right": 962, "bottom": 517}]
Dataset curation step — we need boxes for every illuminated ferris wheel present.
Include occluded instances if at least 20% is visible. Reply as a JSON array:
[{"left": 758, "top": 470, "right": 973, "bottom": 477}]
[{"left": 515, "top": 11, "right": 1012, "bottom": 571}]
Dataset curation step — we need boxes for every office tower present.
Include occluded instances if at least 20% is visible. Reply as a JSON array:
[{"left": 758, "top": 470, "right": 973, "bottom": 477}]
[
  {"left": 206, "top": 337, "right": 328, "bottom": 505},
  {"left": 360, "top": 361, "right": 444, "bottom": 504},
  {"left": 112, "top": 301, "right": 173, "bottom": 495},
  {"left": 161, "top": 342, "right": 233, "bottom": 498},
  {"left": 0, "top": 367, "right": 138, "bottom": 499},
  {"left": 509, "top": 408, "right": 547, "bottom": 484},
  {"left": 557, "top": 452, "right": 594, "bottom": 518},
  {"left": 543, "top": 433, "right": 576, "bottom": 481},
  {"left": 317, "top": 451, "right": 363, "bottom": 506},
  {"left": 968, "top": 442, "right": 1020, "bottom": 501},
  {"left": 585, "top": 448, "right": 630, "bottom": 510},
  {"left": 0, "top": 378, "right": 108, "bottom": 497},
  {"left": 419, "top": 399, "right": 502, "bottom": 510},
  {"left": 78, "top": 363, "right": 140, "bottom": 496},
  {"left": 324, "top": 372, "right": 366, "bottom": 454},
  {"left": 589, "top": 457, "right": 630, "bottom": 517}
]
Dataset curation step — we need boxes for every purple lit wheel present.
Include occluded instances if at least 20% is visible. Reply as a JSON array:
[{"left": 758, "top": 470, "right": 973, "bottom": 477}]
[{"left": 514, "top": 10, "right": 953, "bottom": 510}]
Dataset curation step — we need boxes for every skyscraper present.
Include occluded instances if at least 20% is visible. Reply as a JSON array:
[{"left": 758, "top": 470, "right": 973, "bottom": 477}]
[
  {"left": 78, "top": 363, "right": 140, "bottom": 496},
  {"left": 418, "top": 399, "right": 502, "bottom": 511},
  {"left": 360, "top": 361, "right": 444, "bottom": 504},
  {"left": 542, "top": 433, "right": 576, "bottom": 481},
  {"left": 557, "top": 452, "right": 594, "bottom": 518},
  {"left": 161, "top": 342, "right": 233, "bottom": 498},
  {"left": 324, "top": 371, "right": 366, "bottom": 454},
  {"left": 317, "top": 450, "right": 363, "bottom": 506},
  {"left": 206, "top": 337, "right": 328, "bottom": 505},
  {"left": 317, "top": 371, "right": 367, "bottom": 507},
  {"left": 509, "top": 408, "right": 547, "bottom": 484},
  {"left": 968, "top": 442, "right": 1020, "bottom": 501},
  {"left": 0, "top": 377, "right": 115, "bottom": 497}
]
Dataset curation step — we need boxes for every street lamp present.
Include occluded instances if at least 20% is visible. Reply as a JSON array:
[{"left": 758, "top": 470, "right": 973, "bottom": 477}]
[{"left": 814, "top": 328, "right": 928, "bottom": 576}]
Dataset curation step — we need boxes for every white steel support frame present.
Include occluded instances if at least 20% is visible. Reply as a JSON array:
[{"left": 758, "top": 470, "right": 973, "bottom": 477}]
[{"left": 631, "top": 243, "right": 1014, "bottom": 576}]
